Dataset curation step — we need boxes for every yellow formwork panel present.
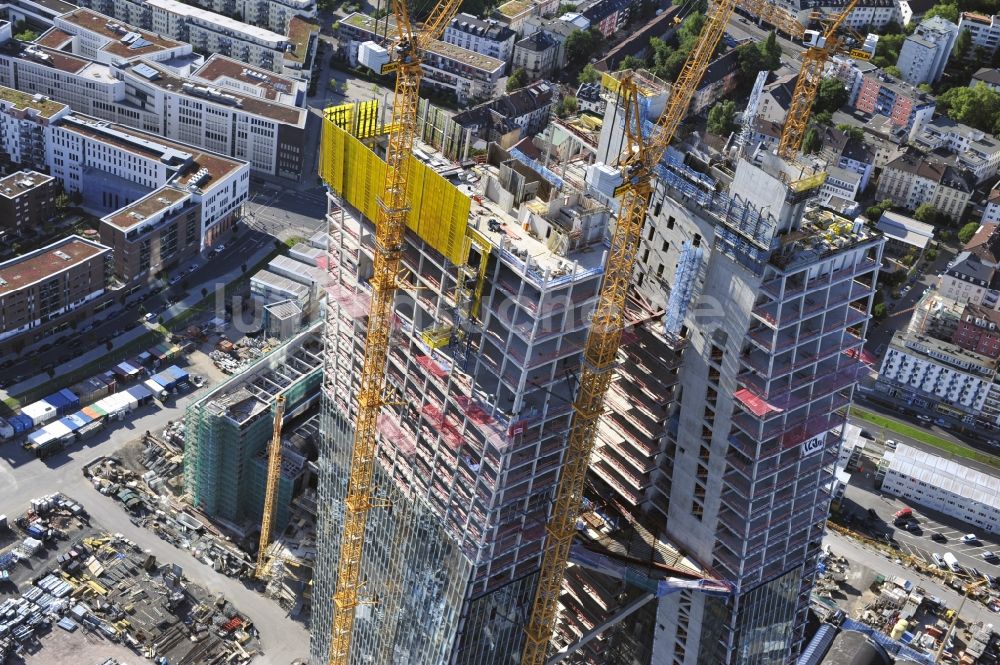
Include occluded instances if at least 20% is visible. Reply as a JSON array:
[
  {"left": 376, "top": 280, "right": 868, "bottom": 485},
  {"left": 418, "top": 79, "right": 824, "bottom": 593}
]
[{"left": 319, "top": 119, "right": 471, "bottom": 265}]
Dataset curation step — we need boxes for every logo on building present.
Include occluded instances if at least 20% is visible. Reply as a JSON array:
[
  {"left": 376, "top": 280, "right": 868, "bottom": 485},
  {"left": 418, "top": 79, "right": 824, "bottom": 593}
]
[{"left": 802, "top": 434, "right": 825, "bottom": 457}]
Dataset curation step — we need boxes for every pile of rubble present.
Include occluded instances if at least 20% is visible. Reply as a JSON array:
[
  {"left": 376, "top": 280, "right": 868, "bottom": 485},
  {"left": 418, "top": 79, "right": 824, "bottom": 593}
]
[{"left": 209, "top": 335, "right": 281, "bottom": 374}]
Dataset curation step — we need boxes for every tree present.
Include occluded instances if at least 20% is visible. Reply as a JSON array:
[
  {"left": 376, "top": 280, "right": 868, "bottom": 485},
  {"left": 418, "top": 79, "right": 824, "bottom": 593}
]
[
  {"left": 866, "top": 198, "right": 896, "bottom": 221},
  {"left": 558, "top": 2, "right": 577, "bottom": 11},
  {"left": 815, "top": 78, "right": 849, "bottom": 114},
  {"left": 559, "top": 96, "right": 579, "bottom": 116},
  {"left": 835, "top": 123, "right": 864, "bottom": 140},
  {"left": 55, "top": 192, "right": 71, "bottom": 210},
  {"left": 15, "top": 28, "right": 38, "bottom": 41},
  {"left": 564, "top": 29, "right": 598, "bottom": 66},
  {"left": 913, "top": 203, "right": 940, "bottom": 224},
  {"left": 925, "top": 247, "right": 939, "bottom": 261},
  {"left": 802, "top": 126, "right": 822, "bottom": 154},
  {"left": 917, "top": 83, "right": 932, "bottom": 93},
  {"left": 707, "top": 100, "right": 736, "bottom": 135},
  {"left": 677, "top": 12, "right": 706, "bottom": 50},
  {"left": 872, "top": 302, "right": 888, "bottom": 320},
  {"left": 959, "top": 221, "right": 981, "bottom": 243},
  {"left": 736, "top": 41, "right": 764, "bottom": 78},
  {"left": 953, "top": 29, "right": 971, "bottom": 59},
  {"left": 938, "top": 83, "right": 1000, "bottom": 135},
  {"left": 760, "top": 31, "right": 781, "bottom": 71},
  {"left": 884, "top": 65, "right": 902, "bottom": 77},
  {"left": 873, "top": 32, "right": 907, "bottom": 68},
  {"left": 578, "top": 63, "right": 600, "bottom": 84},
  {"left": 618, "top": 54, "right": 645, "bottom": 71},
  {"left": 506, "top": 67, "right": 527, "bottom": 91},
  {"left": 924, "top": 2, "right": 959, "bottom": 22}
]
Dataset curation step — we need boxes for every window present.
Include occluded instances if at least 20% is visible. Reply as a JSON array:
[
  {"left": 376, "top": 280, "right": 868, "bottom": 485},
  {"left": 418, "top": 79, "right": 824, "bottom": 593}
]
[{"left": 656, "top": 263, "right": 665, "bottom": 278}]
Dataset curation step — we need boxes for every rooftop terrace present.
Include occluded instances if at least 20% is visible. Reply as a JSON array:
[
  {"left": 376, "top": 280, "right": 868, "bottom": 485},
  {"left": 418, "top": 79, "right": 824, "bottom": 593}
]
[
  {"left": 0, "top": 170, "right": 53, "bottom": 198},
  {"left": 58, "top": 8, "right": 188, "bottom": 59},
  {"left": 0, "top": 85, "right": 68, "bottom": 118},
  {"left": 103, "top": 186, "right": 192, "bottom": 232},
  {"left": 769, "top": 208, "right": 882, "bottom": 272},
  {"left": 193, "top": 54, "right": 299, "bottom": 101}
]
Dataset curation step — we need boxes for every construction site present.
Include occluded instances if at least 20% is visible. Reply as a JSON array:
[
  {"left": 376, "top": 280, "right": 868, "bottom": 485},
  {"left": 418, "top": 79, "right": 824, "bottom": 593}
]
[
  {"left": 162, "top": 0, "right": 884, "bottom": 660},
  {"left": 0, "top": 493, "right": 261, "bottom": 665}
]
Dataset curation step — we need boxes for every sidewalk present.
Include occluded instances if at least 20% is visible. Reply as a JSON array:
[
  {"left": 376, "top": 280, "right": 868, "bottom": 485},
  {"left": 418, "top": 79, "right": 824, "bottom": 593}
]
[{"left": 3, "top": 243, "right": 275, "bottom": 403}]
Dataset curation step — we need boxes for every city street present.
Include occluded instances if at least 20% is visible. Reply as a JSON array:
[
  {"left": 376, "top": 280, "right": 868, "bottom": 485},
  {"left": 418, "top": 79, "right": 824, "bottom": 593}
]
[{"left": 0, "top": 392, "right": 311, "bottom": 663}]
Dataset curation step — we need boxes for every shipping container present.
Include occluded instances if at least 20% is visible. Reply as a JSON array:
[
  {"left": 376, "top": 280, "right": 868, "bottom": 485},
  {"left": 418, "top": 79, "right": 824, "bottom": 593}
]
[
  {"left": 22, "top": 401, "right": 57, "bottom": 427},
  {"left": 126, "top": 384, "right": 153, "bottom": 405},
  {"left": 0, "top": 418, "right": 13, "bottom": 440},
  {"left": 9, "top": 414, "right": 33, "bottom": 434},
  {"left": 42, "top": 391, "right": 73, "bottom": 415},
  {"left": 163, "top": 365, "right": 189, "bottom": 385},
  {"left": 70, "top": 377, "right": 111, "bottom": 405},
  {"left": 143, "top": 379, "right": 168, "bottom": 400}
]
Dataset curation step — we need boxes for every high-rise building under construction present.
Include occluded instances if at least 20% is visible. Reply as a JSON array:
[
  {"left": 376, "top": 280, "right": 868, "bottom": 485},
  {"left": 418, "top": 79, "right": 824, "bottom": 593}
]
[
  {"left": 310, "top": 72, "right": 884, "bottom": 662},
  {"left": 310, "top": 106, "right": 613, "bottom": 664},
  {"left": 552, "top": 76, "right": 885, "bottom": 664}
]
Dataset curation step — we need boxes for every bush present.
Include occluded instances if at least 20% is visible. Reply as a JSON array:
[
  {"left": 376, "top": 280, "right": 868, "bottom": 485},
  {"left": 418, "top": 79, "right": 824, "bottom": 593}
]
[
  {"left": 924, "top": 248, "right": 938, "bottom": 262},
  {"left": 958, "top": 221, "right": 981, "bottom": 244},
  {"left": 872, "top": 303, "right": 888, "bottom": 320}
]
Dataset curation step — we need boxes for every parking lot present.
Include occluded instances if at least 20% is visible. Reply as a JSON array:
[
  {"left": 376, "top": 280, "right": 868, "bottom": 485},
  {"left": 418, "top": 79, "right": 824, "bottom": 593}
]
[{"left": 844, "top": 481, "right": 1000, "bottom": 584}]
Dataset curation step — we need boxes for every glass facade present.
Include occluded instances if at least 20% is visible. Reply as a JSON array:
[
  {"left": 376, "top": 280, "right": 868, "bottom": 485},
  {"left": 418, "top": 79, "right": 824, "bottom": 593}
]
[{"left": 732, "top": 568, "right": 801, "bottom": 665}]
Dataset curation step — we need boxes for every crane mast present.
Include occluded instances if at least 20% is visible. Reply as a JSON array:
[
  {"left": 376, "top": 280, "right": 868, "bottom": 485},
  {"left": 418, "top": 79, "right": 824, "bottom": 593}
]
[
  {"left": 777, "top": 0, "right": 864, "bottom": 159},
  {"left": 255, "top": 394, "right": 286, "bottom": 579},
  {"left": 520, "top": 0, "right": 739, "bottom": 661},
  {"left": 326, "top": 0, "right": 462, "bottom": 662}
]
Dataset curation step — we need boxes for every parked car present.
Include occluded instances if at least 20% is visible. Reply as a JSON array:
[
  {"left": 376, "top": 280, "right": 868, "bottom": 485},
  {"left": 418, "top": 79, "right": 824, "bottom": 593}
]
[
  {"left": 885, "top": 439, "right": 897, "bottom": 449},
  {"left": 916, "top": 414, "right": 932, "bottom": 424},
  {"left": 933, "top": 553, "right": 946, "bottom": 568},
  {"left": 143, "top": 312, "right": 156, "bottom": 323},
  {"left": 982, "top": 551, "right": 998, "bottom": 563},
  {"left": 169, "top": 275, "right": 182, "bottom": 285},
  {"left": 932, "top": 533, "right": 948, "bottom": 543},
  {"left": 934, "top": 417, "right": 949, "bottom": 427},
  {"left": 962, "top": 534, "right": 979, "bottom": 544},
  {"left": 860, "top": 429, "right": 875, "bottom": 440}
]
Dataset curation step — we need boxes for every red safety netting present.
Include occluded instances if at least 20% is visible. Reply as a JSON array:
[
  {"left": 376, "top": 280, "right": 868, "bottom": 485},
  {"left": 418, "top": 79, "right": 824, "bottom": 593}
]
[
  {"left": 734, "top": 388, "right": 783, "bottom": 417},
  {"left": 421, "top": 401, "right": 463, "bottom": 450},
  {"left": 415, "top": 355, "right": 448, "bottom": 378},
  {"left": 327, "top": 283, "right": 370, "bottom": 319},
  {"left": 378, "top": 412, "right": 416, "bottom": 457}
]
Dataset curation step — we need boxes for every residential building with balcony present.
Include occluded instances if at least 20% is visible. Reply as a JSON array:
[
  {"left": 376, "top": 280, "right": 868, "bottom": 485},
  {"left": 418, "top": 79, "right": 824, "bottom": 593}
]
[
  {"left": 339, "top": 12, "right": 505, "bottom": 104},
  {"left": 875, "top": 329, "right": 1000, "bottom": 427},
  {"left": 896, "top": 16, "right": 958, "bottom": 85},
  {"left": 854, "top": 71, "right": 935, "bottom": 139},
  {"left": 443, "top": 12, "right": 516, "bottom": 62},
  {"left": 912, "top": 116, "right": 1000, "bottom": 184},
  {"left": 512, "top": 30, "right": 557, "bottom": 81},
  {"left": 876, "top": 150, "right": 975, "bottom": 221},
  {"left": 0, "top": 169, "right": 55, "bottom": 235},
  {"left": 819, "top": 126, "right": 876, "bottom": 191},
  {"left": 0, "top": 235, "right": 111, "bottom": 355},
  {"left": 959, "top": 11, "right": 1000, "bottom": 56}
]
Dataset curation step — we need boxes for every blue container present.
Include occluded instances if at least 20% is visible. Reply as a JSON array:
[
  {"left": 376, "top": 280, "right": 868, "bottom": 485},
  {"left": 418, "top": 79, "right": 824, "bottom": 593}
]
[
  {"left": 58, "top": 388, "right": 80, "bottom": 410},
  {"left": 10, "top": 415, "right": 33, "bottom": 434}
]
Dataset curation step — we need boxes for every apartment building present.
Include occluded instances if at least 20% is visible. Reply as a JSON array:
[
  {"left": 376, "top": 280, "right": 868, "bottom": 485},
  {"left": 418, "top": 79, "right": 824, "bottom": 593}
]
[
  {"left": 826, "top": 55, "right": 879, "bottom": 106},
  {"left": 51, "top": 8, "right": 193, "bottom": 66},
  {"left": 0, "top": 170, "right": 55, "bottom": 235},
  {"left": 953, "top": 303, "right": 1000, "bottom": 358},
  {"left": 896, "top": 16, "right": 958, "bottom": 85},
  {"left": 580, "top": 0, "right": 630, "bottom": 37},
  {"left": 973, "top": 66, "right": 1000, "bottom": 91},
  {"left": 311, "top": 109, "right": 611, "bottom": 664},
  {"left": 185, "top": 323, "right": 322, "bottom": 533},
  {"left": 512, "top": 31, "right": 558, "bottom": 80},
  {"left": 340, "top": 12, "right": 504, "bottom": 104},
  {"left": 854, "top": 71, "right": 935, "bottom": 138},
  {"left": 912, "top": 116, "right": 1000, "bottom": 183},
  {"left": 444, "top": 13, "right": 516, "bottom": 62},
  {"left": 0, "top": 235, "right": 111, "bottom": 354},
  {"left": 986, "top": 190, "right": 1000, "bottom": 224},
  {"left": 452, "top": 80, "right": 554, "bottom": 149},
  {"left": 812, "top": 0, "right": 904, "bottom": 29},
  {"left": 881, "top": 443, "right": 1000, "bottom": 535},
  {"left": 820, "top": 126, "right": 876, "bottom": 190},
  {"left": 959, "top": 12, "right": 1000, "bottom": 56},
  {"left": 876, "top": 150, "right": 975, "bottom": 221},
  {"left": 876, "top": 329, "right": 998, "bottom": 425},
  {"left": 817, "top": 164, "right": 862, "bottom": 205},
  {"left": 938, "top": 251, "right": 996, "bottom": 306},
  {"left": 691, "top": 49, "right": 741, "bottom": 115}
]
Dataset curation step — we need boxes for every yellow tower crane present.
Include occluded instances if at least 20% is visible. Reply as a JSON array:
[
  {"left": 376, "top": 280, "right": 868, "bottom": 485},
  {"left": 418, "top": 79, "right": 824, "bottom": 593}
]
[
  {"left": 326, "top": 0, "right": 463, "bottom": 662},
  {"left": 777, "top": 0, "right": 868, "bottom": 160},
  {"left": 255, "top": 394, "right": 286, "bottom": 579},
  {"left": 520, "top": 0, "right": 741, "bottom": 661}
]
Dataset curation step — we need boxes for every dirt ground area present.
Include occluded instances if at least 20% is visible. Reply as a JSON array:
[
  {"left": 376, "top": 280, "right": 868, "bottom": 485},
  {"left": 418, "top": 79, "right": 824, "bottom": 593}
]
[{"left": 15, "top": 625, "right": 139, "bottom": 665}]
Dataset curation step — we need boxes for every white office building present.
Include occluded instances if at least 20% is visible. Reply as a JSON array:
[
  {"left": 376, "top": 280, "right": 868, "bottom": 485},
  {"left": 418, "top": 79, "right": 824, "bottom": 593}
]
[
  {"left": 881, "top": 443, "right": 1000, "bottom": 535},
  {"left": 897, "top": 16, "right": 958, "bottom": 85}
]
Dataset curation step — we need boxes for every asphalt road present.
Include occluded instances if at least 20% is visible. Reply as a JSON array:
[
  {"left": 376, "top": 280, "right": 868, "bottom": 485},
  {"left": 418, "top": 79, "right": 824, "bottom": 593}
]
[{"left": 0, "top": 391, "right": 311, "bottom": 663}]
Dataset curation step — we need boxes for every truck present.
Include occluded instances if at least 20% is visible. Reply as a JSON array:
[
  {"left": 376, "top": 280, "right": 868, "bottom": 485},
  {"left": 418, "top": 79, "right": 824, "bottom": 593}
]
[{"left": 943, "top": 552, "right": 961, "bottom": 573}]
